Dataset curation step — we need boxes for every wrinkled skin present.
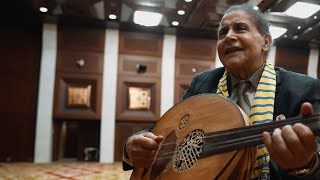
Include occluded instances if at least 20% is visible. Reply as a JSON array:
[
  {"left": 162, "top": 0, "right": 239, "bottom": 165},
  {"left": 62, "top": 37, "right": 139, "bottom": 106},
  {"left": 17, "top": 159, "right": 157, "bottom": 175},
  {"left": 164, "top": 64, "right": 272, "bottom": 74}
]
[
  {"left": 125, "top": 132, "right": 163, "bottom": 168},
  {"left": 217, "top": 11, "right": 272, "bottom": 79},
  {"left": 263, "top": 102, "right": 317, "bottom": 169}
]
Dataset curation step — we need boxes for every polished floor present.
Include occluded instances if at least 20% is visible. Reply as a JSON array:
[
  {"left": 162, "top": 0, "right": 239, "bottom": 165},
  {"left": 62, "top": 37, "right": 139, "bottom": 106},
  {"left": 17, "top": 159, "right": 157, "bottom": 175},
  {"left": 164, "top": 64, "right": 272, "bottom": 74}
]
[{"left": 0, "top": 162, "right": 131, "bottom": 179}]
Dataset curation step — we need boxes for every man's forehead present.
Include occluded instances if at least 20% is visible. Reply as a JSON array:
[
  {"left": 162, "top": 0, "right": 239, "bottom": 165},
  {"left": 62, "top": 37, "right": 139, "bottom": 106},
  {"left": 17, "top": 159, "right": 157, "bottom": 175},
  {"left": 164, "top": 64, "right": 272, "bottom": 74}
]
[{"left": 219, "top": 12, "right": 253, "bottom": 27}]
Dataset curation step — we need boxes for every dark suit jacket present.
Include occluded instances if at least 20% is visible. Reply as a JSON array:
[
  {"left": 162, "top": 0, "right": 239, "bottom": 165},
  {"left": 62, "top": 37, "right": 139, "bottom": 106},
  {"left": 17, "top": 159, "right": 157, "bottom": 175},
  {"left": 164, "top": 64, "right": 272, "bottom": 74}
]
[
  {"left": 123, "top": 67, "right": 320, "bottom": 179},
  {"left": 183, "top": 67, "right": 320, "bottom": 179}
]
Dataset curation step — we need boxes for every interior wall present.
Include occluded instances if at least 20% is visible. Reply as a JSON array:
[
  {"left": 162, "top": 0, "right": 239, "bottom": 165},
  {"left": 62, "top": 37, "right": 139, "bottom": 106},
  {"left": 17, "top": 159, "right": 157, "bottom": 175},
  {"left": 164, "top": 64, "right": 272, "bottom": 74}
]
[
  {"left": 52, "top": 25, "right": 105, "bottom": 161},
  {"left": 114, "top": 31, "right": 163, "bottom": 161},
  {"left": 174, "top": 37, "right": 216, "bottom": 104},
  {"left": 0, "top": 25, "right": 319, "bottom": 162},
  {"left": 0, "top": 26, "right": 42, "bottom": 161},
  {"left": 275, "top": 46, "right": 310, "bottom": 75}
]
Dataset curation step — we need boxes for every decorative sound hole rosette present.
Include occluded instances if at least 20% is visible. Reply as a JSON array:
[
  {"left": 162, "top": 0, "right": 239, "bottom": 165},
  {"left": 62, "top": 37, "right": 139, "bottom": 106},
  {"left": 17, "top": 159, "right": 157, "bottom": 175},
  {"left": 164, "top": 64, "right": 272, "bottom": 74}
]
[
  {"left": 173, "top": 129, "right": 205, "bottom": 172},
  {"left": 178, "top": 114, "right": 190, "bottom": 130}
]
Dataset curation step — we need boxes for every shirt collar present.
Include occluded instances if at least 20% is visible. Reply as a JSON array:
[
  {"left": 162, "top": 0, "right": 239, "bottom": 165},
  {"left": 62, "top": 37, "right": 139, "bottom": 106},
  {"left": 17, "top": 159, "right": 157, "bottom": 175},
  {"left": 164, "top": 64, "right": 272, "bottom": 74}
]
[{"left": 229, "top": 63, "right": 265, "bottom": 88}]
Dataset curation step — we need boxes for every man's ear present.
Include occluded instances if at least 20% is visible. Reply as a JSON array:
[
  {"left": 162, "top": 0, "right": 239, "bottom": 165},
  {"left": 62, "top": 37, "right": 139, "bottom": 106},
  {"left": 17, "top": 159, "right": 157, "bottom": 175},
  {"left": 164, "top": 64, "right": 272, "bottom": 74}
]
[{"left": 263, "top": 34, "right": 272, "bottom": 52}]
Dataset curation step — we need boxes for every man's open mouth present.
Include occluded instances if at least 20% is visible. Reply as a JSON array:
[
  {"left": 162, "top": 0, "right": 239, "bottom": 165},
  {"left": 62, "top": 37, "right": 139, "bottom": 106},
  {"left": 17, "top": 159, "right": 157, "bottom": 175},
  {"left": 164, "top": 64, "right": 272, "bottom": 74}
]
[{"left": 224, "top": 47, "right": 243, "bottom": 55}]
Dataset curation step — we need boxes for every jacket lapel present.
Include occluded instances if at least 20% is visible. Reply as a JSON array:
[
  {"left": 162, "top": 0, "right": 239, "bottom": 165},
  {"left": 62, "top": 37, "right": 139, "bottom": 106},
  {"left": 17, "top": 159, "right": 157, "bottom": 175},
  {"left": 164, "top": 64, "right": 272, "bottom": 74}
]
[{"left": 274, "top": 68, "right": 282, "bottom": 119}]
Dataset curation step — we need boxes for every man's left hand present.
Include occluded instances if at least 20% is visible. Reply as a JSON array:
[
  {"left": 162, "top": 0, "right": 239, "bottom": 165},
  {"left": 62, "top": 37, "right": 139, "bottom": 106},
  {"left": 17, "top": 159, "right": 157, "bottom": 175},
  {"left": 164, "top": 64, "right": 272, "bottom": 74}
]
[{"left": 263, "top": 102, "right": 317, "bottom": 169}]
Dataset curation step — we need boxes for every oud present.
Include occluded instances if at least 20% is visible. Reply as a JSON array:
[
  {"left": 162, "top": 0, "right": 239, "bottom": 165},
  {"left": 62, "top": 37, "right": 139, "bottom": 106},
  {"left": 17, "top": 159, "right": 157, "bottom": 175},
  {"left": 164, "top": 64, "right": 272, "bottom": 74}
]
[{"left": 130, "top": 94, "right": 320, "bottom": 180}]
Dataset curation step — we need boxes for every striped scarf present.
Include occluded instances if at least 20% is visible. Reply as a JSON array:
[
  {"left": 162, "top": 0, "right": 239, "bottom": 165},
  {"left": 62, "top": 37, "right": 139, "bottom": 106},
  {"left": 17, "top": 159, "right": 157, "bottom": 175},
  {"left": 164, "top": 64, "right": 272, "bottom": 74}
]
[{"left": 216, "top": 63, "right": 276, "bottom": 180}]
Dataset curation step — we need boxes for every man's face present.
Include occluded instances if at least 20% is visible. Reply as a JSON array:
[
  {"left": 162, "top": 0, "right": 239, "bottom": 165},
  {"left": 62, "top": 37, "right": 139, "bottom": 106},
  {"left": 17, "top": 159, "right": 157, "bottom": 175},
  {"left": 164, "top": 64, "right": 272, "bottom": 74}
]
[{"left": 217, "top": 11, "right": 270, "bottom": 78}]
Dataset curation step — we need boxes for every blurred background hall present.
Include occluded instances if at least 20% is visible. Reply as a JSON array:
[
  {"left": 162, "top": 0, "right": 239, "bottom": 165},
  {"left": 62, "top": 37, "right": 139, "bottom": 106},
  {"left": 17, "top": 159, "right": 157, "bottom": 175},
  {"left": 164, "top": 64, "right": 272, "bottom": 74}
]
[{"left": 0, "top": 0, "right": 320, "bottom": 179}]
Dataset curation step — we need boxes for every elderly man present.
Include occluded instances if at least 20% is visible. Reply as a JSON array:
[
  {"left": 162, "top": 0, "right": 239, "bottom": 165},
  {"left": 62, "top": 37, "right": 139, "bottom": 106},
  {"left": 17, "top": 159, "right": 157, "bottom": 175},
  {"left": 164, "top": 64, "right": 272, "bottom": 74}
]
[{"left": 123, "top": 3, "right": 320, "bottom": 179}]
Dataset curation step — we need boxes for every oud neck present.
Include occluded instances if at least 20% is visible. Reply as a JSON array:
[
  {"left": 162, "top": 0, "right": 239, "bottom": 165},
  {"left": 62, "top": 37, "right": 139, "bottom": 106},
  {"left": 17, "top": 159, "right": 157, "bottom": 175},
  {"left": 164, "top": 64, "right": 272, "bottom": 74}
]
[{"left": 200, "top": 114, "right": 320, "bottom": 159}]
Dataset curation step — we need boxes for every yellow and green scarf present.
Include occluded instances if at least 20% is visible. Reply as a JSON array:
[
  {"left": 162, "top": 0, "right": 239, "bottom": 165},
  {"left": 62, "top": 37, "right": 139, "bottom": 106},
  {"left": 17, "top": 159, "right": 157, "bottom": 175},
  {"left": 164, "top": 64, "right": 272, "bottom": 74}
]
[{"left": 216, "top": 63, "right": 276, "bottom": 180}]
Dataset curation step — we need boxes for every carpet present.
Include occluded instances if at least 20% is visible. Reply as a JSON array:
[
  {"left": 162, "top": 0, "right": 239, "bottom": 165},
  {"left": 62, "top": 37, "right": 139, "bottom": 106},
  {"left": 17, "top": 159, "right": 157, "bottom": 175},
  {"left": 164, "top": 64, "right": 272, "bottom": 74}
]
[{"left": 0, "top": 162, "right": 132, "bottom": 180}]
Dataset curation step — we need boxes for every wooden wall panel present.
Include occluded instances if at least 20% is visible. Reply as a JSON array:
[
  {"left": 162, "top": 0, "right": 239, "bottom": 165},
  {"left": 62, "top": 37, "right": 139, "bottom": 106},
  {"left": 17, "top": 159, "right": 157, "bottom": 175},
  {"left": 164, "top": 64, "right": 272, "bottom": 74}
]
[
  {"left": 174, "top": 59, "right": 215, "bottom": 104},
  {"left": 1, "top": 113, "right": 36, "bottom": 161},
  {"left": 176, "top": 37, "right": 216, "bottom": 60},
  {"left": 116, "top": 76, "right": 161, "bottom": 121},
  {"left": 116, "top": 31, "right": 162, "bottom": 122},
  {"left": 175, "top": 59, "right": 214, "bottom": 78},
  {"left": 174, "top": 79, "right": 191, "bottom": 104},
  {"left": 0, "top": 27, "right": 41, "bottom": 162},
  {"left": 58, "top": 26, "right": 105, "bottom": 52},
  {"left": 57, "top": 50, "right": 103, "bottom": 74},
  {"left": 53, "top": 26, "right": 105, "bottom": 161},
  {"left": 55, "top": 26, "right": 105, "bottom": 120},
  {"left": 118, "top": 55, "right": 161, "bottom": 76},
  {"left": 174, "top": 37, "right": 216, "bottom": 104},
  {"left": 115, "top": 31, "right": 163, "bottom": 160},
  {"left": 275, "top": 46, "right": 309, "bottom": 75},
  {"left": 53, "top": 73, "right": 102, "bottom": 120},
  {"left": 1, "top": 76, "right": 39, "bottom": 113},
  {"left": 119, "top": 32, "right": 163, "bottom": 57}
]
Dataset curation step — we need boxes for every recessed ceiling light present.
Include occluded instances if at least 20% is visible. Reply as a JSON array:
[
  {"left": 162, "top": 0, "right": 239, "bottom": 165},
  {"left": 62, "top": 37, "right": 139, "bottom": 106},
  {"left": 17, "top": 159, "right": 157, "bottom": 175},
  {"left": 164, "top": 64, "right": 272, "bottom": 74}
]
[
  {"left": 178, "top": 10, "right": 185, "bottom": 15},
  {"left": 133, "top": 11, "right": 163, "bottom": 27},
  {"left": 297, "top": 26, "right": 301, "bottom": 29},
  {"left": 284, "top": 2, "right": 320, "bottom": 19},
  {"left": 253, "top": 6, "right": 259, "bottom": 11},
  {"left": 172, "top": 21, "right": 179, "bottom": 26},
  {"left": 293, "top": 35, "right": 299, "bottom": 40},
  {"left": 109, "top": 14, "right": 117, "bottom": 20},
  {"left": 314, "top": 16, "right": 318, "bottom": 19},
  {"left": 185, "top": 0, "right": 192, "bottom": 2},
  {"left": 39, "top": 7, "right": 48, "bottom": 13},
  {"left": 284, "top": 35, "right": 287, "bottom": 38},
  {"left": 269, "top": 26, "right": 287, "bottom": 39}
]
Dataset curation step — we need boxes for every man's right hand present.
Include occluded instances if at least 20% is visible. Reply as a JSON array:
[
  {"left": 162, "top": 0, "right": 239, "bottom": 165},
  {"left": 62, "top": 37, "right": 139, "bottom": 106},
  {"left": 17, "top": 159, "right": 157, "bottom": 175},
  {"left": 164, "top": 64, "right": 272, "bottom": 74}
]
[{"left": 125, "top": 132, "right": 164, "bottom": 168}]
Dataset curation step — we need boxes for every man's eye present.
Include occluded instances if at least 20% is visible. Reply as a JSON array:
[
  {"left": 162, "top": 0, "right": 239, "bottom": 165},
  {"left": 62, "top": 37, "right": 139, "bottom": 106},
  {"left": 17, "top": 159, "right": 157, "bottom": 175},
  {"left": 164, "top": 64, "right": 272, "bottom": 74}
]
[
  {"left": 218, "top": 30, "right": 227, "bottom": 39},
  {"left": 219, "top": 33, "right": 225, "bottom": 39},
  {"left": 236, "top": 25, "right": 246, "bottom": 31}
]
